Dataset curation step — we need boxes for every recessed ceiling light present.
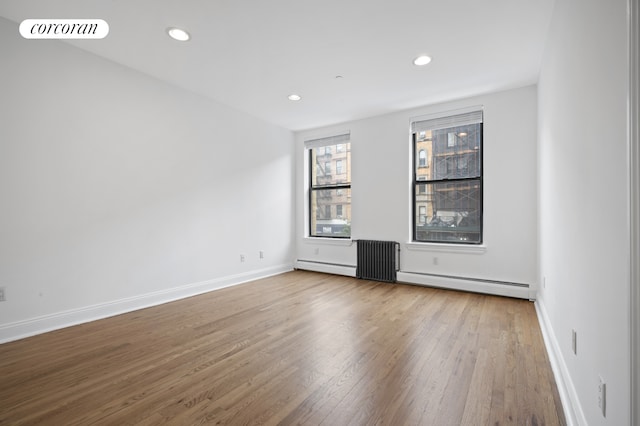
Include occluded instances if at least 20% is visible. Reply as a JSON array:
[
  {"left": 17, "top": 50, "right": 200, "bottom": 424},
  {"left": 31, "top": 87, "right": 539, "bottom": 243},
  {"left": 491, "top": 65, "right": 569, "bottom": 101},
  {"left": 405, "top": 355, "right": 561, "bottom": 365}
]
[
  {"left": 459, "top": 132, "right": 468, "bottom": 137},
  {"left": 413, "top": 55, "right": 432, "bottom": 66},
  {"left": 288, "top": 94, "right": 301, "bottom": 101},
  {"left": 167, "top": 27, "right": 190, "bottom": 42}
]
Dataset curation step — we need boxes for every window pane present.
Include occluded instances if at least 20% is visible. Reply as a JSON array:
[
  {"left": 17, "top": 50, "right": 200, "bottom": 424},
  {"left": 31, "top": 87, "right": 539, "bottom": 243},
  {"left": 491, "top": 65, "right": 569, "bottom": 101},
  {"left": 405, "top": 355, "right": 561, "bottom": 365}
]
[
  {"left": 310, "top": 188, "right": 351, "bottom": 237},
  {"left": 415, "top": 180, "right": 481, "bottom": 243},
  {"left": 311, "top": 143, "right": 351, "bottom": 187},
  {"left": 418, "top": 123, "right": 481, "bottom": 181},
  {"left": 415, "top": 133, "right": 432, "bottom": 182}
]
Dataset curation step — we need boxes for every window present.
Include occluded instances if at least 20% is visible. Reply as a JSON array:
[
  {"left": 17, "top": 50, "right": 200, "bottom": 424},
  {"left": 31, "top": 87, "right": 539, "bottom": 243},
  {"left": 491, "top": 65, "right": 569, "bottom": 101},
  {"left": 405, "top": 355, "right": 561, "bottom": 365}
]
[
  {"left": 307, "top": 133, "right": 351, "bottom": 238},
  {"left": 419, "top": 206, "right": 426, "bottom": 223},
  {"left": 324, "top": 162, "right": 331, "bottom": 175},
  {"left": 447, "top": 132, "right": 456, "bottom": 147},
  {"left": 419, "top": 150, "right": 427, "bottom": 167},
  {"left": 412, "top": 110, "right": 482, "bottom": 244}
]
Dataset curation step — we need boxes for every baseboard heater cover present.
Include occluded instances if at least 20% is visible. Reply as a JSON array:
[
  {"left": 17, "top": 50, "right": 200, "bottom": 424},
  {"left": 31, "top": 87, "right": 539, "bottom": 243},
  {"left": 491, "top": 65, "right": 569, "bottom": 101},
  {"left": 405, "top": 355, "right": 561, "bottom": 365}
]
[
  {"left": 356, "top": 240, "right": 399, "bottom": 283},
  {"left": 397, "top": 271, "right": 532, "bottom": 300},
  {"left": 295, "top": 260, "right": 357, "bottom": 277},
  {"left": 402, "top": 271, "right": 530, "bottom": 287}
]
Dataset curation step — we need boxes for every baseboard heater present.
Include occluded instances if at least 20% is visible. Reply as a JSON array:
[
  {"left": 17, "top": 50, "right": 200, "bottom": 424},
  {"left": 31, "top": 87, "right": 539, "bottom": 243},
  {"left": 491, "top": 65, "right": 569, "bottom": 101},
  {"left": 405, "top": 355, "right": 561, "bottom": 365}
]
[{"left": 356, "top": 240, "right": 400, "bottom": 283}]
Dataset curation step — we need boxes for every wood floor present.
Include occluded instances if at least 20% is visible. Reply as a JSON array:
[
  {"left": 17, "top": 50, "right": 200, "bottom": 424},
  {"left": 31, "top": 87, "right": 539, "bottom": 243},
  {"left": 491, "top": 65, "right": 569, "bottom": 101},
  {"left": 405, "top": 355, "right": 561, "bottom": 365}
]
[{"left": 0, "top": 270, "right": 565, "bottom": 425}]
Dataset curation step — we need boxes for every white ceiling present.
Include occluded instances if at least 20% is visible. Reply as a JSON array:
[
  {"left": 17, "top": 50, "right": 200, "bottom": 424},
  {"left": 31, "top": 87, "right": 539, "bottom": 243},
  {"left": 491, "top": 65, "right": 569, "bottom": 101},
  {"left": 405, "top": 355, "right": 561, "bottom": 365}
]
[{"left": 0, "top": 0, "right": 556, "bottom": 131}]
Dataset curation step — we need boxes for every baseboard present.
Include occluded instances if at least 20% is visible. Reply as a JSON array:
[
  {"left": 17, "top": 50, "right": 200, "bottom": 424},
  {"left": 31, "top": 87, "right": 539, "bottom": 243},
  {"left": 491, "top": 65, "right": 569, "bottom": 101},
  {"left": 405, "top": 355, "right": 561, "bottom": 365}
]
[
  {"left": 0, "top": 263, "right": 293, "bottom": 344},
  {"left": 295, "top": 260, "right": 356, "bottom": 277},
  {"left": 535, "top": 300, "right": 586, "bottom": 426},
  {"left": 397, "top": 271, "right": 532, "bottom": 299}
]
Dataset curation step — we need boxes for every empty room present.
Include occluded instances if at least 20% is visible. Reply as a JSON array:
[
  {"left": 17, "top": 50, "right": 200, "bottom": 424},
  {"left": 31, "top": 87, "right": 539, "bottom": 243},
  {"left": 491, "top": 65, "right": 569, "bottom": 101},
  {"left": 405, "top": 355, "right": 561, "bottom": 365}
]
[{"left": 0, "top": 0, "right": 638, "bottom": 425}]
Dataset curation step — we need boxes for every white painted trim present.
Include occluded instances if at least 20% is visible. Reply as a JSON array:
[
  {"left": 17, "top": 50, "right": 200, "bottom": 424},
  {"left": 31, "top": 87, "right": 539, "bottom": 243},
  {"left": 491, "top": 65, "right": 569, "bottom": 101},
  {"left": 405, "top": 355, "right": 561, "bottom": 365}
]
[
  {"left": 299, "top": 126, "right": 353, "bottom": 145},
  {"left": 409, "top": 104, "right": 484, "bottom": 129},
  {"left": 295, "top": 260, "right": 356, "bottom": 277},
  {"left": 629, "top": 0, "right": 640, "bottom": 423},
  {"left": 0, "top": 263, "right": 293, "bottom": 344},
  {"left": 535, "top": 300, "right": 586, "bottom": 426},
  {"left": 302, "top": 237, "right": 354, "bottom": 247},
  {"left": 405, "top": 242, "right": 487, "bottom": 254},
  {"left": 397, "top": 271, "right": 530, "bottom": 299}
]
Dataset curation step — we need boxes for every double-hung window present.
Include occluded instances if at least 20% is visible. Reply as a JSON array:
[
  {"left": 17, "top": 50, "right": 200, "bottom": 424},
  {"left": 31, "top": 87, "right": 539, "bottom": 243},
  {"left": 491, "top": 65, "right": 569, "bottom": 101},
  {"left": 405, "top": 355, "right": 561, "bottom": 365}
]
[
  {"left": 306, "top": 133, "right": 351, "bottom": 238},
  {"left": 412, "top": 110, "right": 483, "bottom": 244}
]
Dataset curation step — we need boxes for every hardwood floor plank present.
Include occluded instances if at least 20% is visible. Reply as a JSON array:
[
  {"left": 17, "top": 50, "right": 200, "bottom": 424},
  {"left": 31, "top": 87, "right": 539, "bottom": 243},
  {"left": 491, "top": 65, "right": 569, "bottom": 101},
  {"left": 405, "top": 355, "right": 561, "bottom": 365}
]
[{"left": 0, "top": 270, "right": 565, "bottom": 425}]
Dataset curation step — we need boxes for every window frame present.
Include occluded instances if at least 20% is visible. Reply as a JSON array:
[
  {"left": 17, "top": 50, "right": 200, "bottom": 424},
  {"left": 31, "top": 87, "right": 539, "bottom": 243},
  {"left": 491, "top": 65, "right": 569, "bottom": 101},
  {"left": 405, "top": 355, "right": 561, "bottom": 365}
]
[
  {"left": 307, "top": 134, "right": 351, "bottom": 239},
  {"left": 411, "top": 111, "right": 483, "bottom": 245}
]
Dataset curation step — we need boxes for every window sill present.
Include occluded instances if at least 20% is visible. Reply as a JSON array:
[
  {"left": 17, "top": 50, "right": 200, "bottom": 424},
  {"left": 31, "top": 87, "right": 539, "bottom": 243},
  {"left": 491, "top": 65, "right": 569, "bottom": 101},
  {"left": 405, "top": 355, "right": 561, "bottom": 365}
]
[
  {"left": 405, "top": 242, "right": 487, "bottom": 254},
  {"left": 303, "top": 237, "right": 354, "bottom": 246}
]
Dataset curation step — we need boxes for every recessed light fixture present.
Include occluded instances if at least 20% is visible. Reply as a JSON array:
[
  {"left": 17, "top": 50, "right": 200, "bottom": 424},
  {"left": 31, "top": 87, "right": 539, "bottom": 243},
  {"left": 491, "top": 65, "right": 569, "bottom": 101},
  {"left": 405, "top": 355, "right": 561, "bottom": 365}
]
[
  {"left": 458, "top": 132, "right": 468, "bottom": 137},
  {"left": 413, "top": 55, "right": 432, "bottom": 66},
  {"left": 167, "top": 27, "right": 190, "bottom": 42},
  {"left": 288, "top": 94, "right": 301, "bottom": 101}
]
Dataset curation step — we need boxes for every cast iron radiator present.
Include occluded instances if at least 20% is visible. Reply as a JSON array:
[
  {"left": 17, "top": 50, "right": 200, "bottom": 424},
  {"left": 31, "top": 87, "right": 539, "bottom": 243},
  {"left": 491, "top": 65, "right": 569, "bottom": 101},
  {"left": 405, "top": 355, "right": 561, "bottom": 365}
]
[{"left": 356, "top": 240, "right": 399, "bottom": 283}]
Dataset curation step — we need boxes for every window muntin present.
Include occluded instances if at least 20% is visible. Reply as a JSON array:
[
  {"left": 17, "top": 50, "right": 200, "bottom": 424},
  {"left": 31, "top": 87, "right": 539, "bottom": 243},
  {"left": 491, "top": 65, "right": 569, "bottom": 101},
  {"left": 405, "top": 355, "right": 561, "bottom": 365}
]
[
  {"left": 413, "top": 112, "right": 482, "bottom": 244},
  {"left": 309, "top": 139, "right": 351, "bottom": 238}
]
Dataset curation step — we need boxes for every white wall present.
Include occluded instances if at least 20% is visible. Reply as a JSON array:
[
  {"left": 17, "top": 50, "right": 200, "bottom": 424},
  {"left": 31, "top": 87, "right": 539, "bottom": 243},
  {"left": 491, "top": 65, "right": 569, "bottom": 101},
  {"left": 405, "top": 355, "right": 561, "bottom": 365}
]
[
  {"left": 0, "top": 17, "right": 295, "bottom": 342},
  {"left": 295, "top": 86, "right": 538, "bottom": 298},
  {"left": 537, "top": 0, "right": 630, "bottom": 424}
]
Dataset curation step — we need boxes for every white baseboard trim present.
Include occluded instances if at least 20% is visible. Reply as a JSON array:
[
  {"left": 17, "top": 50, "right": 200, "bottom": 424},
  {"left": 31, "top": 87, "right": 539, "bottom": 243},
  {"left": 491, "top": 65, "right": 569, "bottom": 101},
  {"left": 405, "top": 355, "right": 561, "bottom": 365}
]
[
  {"left": 535, "top": 300, "right": 586, "bottom": 426},
  {"left": 0, "top": 263, "right": 293, "bottom": 344},
  {"left": 397, "top": 271, "right": 532, "bottom": 299},
  {"left": 295, "top": 260, "right": 356, "bottom": 277}
]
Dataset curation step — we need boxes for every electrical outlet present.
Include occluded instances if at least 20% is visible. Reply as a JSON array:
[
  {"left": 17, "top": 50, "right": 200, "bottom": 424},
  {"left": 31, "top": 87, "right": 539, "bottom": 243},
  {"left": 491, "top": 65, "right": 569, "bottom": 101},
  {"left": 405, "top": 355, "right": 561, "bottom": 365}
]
[
  {"left": 598, "top": 376, "right": 606, "bottom": 417},
  {"left": 259, "top": 251, "right": 264, "bottom": 259},
  {"left": 240, "top": 254, "right": 245, "bottom": 262},
  {"left": 0, "top": 286, "right": 5, "bottom": 302},
  {"left": 433, "top": 257, "right": 439, "bottom": 265},
  {"left": 572, "top": 329, "right": 577, "bottom": 355},
  {"left": 314, "top": 248, "right": 319, "bottom": 255}
]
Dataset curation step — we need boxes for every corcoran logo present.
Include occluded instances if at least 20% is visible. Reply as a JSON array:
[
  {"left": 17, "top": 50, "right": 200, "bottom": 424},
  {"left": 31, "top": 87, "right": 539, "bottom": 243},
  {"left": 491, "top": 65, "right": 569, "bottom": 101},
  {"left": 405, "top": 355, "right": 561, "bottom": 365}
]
[{"left": 19, "top": 19, "right": 109, "bottom": 39}]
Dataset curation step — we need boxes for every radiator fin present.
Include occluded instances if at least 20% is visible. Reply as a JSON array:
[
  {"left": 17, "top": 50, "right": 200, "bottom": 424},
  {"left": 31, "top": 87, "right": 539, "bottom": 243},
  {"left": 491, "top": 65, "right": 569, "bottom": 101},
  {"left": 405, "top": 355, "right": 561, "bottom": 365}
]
[{"left": 356, "top": 240, "right": 398, "bottom": 283}]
